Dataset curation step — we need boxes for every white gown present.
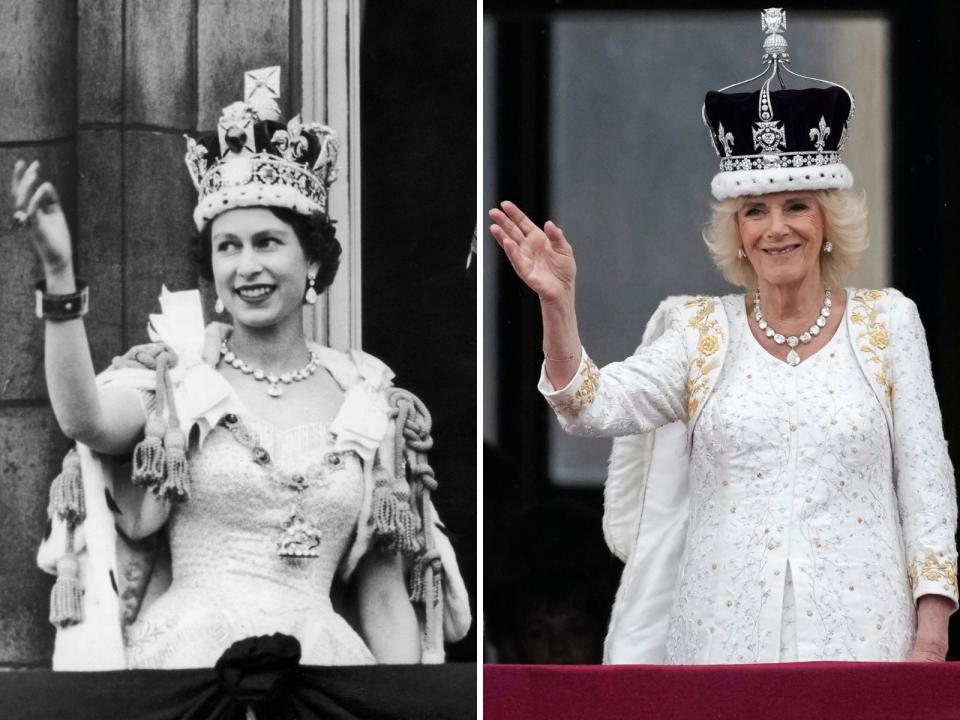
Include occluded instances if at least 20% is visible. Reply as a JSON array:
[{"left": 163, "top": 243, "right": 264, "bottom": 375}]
[
  {"left": 124, "top": 416, "right": 376, "bottom": 668},
  {"left": 540, "top": 292, "right": 958, "bottom": 664}
]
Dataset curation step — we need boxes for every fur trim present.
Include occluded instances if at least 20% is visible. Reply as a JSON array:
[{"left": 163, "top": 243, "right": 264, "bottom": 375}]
[
  {"left": 193, "top": 183, "right": 322, "bottom": 230},
  {"left": 710, "top": 162, "right": 853, "bottom": 200}
]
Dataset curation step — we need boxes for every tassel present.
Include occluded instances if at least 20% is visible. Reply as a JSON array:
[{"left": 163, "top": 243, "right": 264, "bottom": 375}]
[
  {"left": 160, "top": 426, "right": 190, "bottom": 501},
  {"left": 48, "top": 449, "right": 85, "bottom": 526},
  {"left": 49, "top": 553, "right": 83, "bottom": 627},
  {"left": 372, "top": 477, "right": 424, "bottom": 554},
  {"left": 372, "top": 471, "right": 400, "bottom": 540},
  {"left": 408, "top": 552, "right": 441, "bottom": 604},
  {"left": 408, "top": 556, "right": 424, "bottom": 602},
  {"left": 395, "top": 497, "right": 421, "bottom": 554},
  {"left": 132, "top": 414, "right": 166, "bottom": 487}
]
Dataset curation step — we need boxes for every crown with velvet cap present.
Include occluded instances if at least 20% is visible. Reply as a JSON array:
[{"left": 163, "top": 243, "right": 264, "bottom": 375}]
[
  {"left": 184, "top": 66, "right": 340, "bottom": 230},
  {"left": 702, "top": 8, "right": 855, "bottom": 201}
]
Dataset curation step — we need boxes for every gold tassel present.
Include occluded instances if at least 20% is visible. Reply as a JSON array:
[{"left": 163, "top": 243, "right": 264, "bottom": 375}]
[
  {"left": 160, "top": 426, "right": 189, "bottom": 501},
  {"left": 49, "top": 553, "right": 83, "bottom": 627},
  {"left": 132, "top": 414, "right": 166, "bottom": 487},
  {"left": 48, "top": 449, "right": 85, "bottom": 526}
]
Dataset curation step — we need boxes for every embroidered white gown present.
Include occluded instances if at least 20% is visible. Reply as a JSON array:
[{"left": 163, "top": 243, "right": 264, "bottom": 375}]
[
  {"left": 124, "top": 416, "right": 376, "bottom": 668},
  {"left": 540, "top": 293, "right": 958, "bottom": 664}
]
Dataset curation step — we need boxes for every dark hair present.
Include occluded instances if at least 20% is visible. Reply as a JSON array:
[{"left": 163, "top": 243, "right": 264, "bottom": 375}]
[{"left": 190, "top": 207, "right": 341, "bottom": 294}]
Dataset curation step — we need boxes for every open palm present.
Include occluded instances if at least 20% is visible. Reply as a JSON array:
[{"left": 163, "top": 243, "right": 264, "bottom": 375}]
[
  {"left": 489, "top": 201, "right": 576, "bottom": 303},
  {"left": 11, "top": 160, "right": 73, "bottom": 274}
]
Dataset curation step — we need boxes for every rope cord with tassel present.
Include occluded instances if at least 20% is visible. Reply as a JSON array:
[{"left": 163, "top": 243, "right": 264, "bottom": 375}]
[
  {"left": 47, "top": 449, "right": 86, "bottom": 627},
  {"left": 383, "top": 388, "right": 444, "bottom": 656},
  {"left": 120, "top": 343, "right": 191, "bottom": 501}
]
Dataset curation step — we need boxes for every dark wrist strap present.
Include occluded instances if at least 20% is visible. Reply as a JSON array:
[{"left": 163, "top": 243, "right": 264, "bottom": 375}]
[{"left": 35, "top": 280, "right": 89, "bottom": 321}]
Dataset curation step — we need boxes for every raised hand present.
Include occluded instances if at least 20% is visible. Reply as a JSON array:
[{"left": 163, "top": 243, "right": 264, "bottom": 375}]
[
  {"left": 11, "top": 160, "right": 73, "bottom": 278},
  {"left": 489, "top": 201, "right": 576, "bottom": 305}
]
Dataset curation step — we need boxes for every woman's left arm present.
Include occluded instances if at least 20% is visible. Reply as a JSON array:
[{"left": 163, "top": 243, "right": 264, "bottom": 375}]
[
  {"left": 889, "top": 295, "right": 959, "bottom": 660},
  {"left": 355, "top": 550, "right": 421, "bottom": 663}
]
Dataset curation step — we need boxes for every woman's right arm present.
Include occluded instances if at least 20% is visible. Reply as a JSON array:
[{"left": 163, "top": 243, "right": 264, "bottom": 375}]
[
  {"left": 13, "top": 160, "right": 146, "bottom": 454},
  {"left": 489, "top": 201, "right": 582, "bottom": 388},
  {"left": 489, "top": 201, "right": 688, "bottom": 437}
]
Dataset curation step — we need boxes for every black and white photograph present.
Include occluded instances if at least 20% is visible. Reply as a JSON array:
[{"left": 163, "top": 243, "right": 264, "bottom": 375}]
[{"left": 0, "top": 2, "right": 475, "bottom": 718}]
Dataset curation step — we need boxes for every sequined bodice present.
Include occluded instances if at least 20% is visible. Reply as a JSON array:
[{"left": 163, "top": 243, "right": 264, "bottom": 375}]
[
  {"left": 125, "top": 415, "right": 375, "bottom": 668},
  {"left": 170, "top": 417, "right": 363, "bottom": 602}
]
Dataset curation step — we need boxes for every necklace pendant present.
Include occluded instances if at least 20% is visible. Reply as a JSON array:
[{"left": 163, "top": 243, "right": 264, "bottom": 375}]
[
  {"left": 277, "top": 511, "right": 322, "bottom": 558},
  {"left": 786, "top": 349, "right": 801, "bottom": 367},
  {"left": 267, "top": 383, "right": 283, "bottom": 398}
]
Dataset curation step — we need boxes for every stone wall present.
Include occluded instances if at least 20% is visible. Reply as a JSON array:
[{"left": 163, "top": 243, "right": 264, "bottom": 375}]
[{"left": 0, "top": 0, "right": 295, "bottom": 668}]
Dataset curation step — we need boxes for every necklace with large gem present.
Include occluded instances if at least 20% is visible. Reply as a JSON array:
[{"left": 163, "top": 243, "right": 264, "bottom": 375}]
[
  {"left": 219, "top": 413, "right": 348, "bottom": 559},
  {"left": 753, "top": 288, "right": 832, "bottom": 367},
  {"left": 220, "top": 340, "right": 320, "bottom": 398}
]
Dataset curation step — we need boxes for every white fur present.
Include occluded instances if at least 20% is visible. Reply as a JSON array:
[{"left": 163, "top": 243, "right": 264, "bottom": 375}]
[
  {"left": 711, "top": 162, "right": 853, "bottom": 200},
  {"left": 193, "top": 184, "right": 323, "bottom": 230}
]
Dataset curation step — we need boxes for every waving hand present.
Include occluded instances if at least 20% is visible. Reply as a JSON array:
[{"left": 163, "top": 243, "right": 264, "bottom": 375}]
[{"left": 489, "top": 201, "right": 576, "bottom": 304}]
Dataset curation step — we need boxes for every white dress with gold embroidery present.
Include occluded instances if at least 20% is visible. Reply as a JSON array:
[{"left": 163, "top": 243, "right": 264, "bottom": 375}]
[{"left": 540, "top": 291, "right": 958, "bottom": 664}]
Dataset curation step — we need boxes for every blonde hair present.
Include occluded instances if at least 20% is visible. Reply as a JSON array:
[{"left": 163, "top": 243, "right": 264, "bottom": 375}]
[{"left": 702, "top": 189, "right": 869, "bottom": 290}]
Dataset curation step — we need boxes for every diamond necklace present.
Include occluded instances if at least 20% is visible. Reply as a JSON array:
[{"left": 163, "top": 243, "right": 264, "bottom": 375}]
[
  {"left": 752, "top": 288, "right": 832, "bottom": 367},
  {"left": 220, "top": 340, "right": 320, "bottom": 398}
]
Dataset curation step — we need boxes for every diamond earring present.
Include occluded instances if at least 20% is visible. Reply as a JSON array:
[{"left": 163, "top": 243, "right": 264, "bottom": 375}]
[
  {"left": 305, "top": 271, "right": 318, "bottom": 305},
  {"left": 214, "top": 297, "right": 225, "bottom": 314},
  {"left": 823, "top": 241, "right": 833, "bottom": 254},
  {"left": 737, "top": 248, "right": 746, "bottom": 260}
]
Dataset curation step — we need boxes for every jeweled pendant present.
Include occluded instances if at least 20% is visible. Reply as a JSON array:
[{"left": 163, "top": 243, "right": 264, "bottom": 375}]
[
  {"left": 787, "top": 349, "right": 801, "bottom": 367},
  {"left": 277, "top": 512, "right": 322, "bottom": 558},
  {"left": 267, "top": 383, "right": 283, "bottom": 398},
  {"left": 305, "top": 286, "right": 319, "bottom": 304}
]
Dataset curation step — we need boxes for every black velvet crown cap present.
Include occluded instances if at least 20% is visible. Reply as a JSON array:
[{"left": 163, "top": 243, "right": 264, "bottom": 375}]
[{"left": 703, "top": 85, "right": 854, "bottom": 200}]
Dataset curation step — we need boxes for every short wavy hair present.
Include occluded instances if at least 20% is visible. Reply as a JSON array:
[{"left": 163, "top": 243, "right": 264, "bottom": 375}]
[
  {"left": 190, "top": 207, "right": 341, "bottom": 295},
  {"left": 703, "top": 189, "right": 869, "bottom": 290}
]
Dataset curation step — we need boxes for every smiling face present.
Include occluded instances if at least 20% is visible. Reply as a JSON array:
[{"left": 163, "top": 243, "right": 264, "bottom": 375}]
[
  {"left": 210, "top": 207, "right": 319, "bottom": 329},
  {"left": 737, "top": 192, "right": 825, "bottom": 290}
]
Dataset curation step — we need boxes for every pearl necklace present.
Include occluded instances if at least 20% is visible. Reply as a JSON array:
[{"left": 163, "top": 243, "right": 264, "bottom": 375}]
[
  {"left": 220, "top": 340, "right": 320, "bottom": 397},
  {"left": 752, "top": 288, "right": 832, "bottom": 367}
]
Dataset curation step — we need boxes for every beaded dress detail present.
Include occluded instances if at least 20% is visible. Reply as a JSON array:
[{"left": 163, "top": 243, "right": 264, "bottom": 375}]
[{"left": 125, "top": 416, "right": 375, "bottom": 669}]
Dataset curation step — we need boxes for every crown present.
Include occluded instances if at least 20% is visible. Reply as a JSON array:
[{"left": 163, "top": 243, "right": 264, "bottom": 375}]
[
  {"left": 702, "top": 8, "right": 856, "bottom": 200},
  {"left": 184, "top": 66, "right": 340, "bottom": 230}
]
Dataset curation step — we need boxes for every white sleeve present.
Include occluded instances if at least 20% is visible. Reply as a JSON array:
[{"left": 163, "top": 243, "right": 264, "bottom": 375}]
[
  {"left": 889, "top": 296, "right": 959, "bottom": 609},
  {"left": 537, "top": 308, "right": 688, "bottom": 438}
]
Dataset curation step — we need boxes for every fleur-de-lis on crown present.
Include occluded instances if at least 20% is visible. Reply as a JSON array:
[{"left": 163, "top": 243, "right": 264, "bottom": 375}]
[
  {"left": 306, "top": 122, "right": 341, "bottom": 185},
  {"left": 271, "top": 114, "right": 309, "bottom": 163},
  {"left": 809, "top": 116, "right": 831, "bottom": 152},
  {"left": 184, "top": 136, "right": 209, "bottom": 190},
  {"left": 717, "top": 123, "right": 735, "bottom": 157}
]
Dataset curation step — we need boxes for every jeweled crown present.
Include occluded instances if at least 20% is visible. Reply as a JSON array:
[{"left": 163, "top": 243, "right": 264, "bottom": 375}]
[
  {"left": 185, "top": 67, "right": 340, "bottom": 230},
  {"left": 702, "top": 8, "right": 856, "bottom": 200}
]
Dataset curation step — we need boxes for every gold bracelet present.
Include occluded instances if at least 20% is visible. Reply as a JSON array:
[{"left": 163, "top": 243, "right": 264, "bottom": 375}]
[{"left": 543, "top": 348, "right": 579, "bottom": 363}]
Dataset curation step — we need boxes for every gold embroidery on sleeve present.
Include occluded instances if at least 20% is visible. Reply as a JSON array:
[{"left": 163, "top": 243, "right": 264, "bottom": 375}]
[
  {"left": 907, "top": 551, "right": 958, "bottom": 592},
  {"left": 850, "top": 290, "right": 893, "bottom": 407},
  {"left": 553, "top": 356, "right": 600, "bottom": 418},
  {"left": 683, "top": 297, "right": 724, "bottom": 420}
]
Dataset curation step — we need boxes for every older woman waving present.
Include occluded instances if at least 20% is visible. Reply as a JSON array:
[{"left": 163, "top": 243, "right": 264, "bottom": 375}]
[{"left": 490, "top": 11, "right": 956, "bottom": 665}]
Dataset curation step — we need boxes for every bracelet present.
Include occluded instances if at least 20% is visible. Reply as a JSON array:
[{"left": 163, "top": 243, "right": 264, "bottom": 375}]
[
  {"left": 543, "top": 348, "right": 579, "bottom": 363},
  {"left": 35, "top": 280, "right": 89, "bottom": 321}
]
